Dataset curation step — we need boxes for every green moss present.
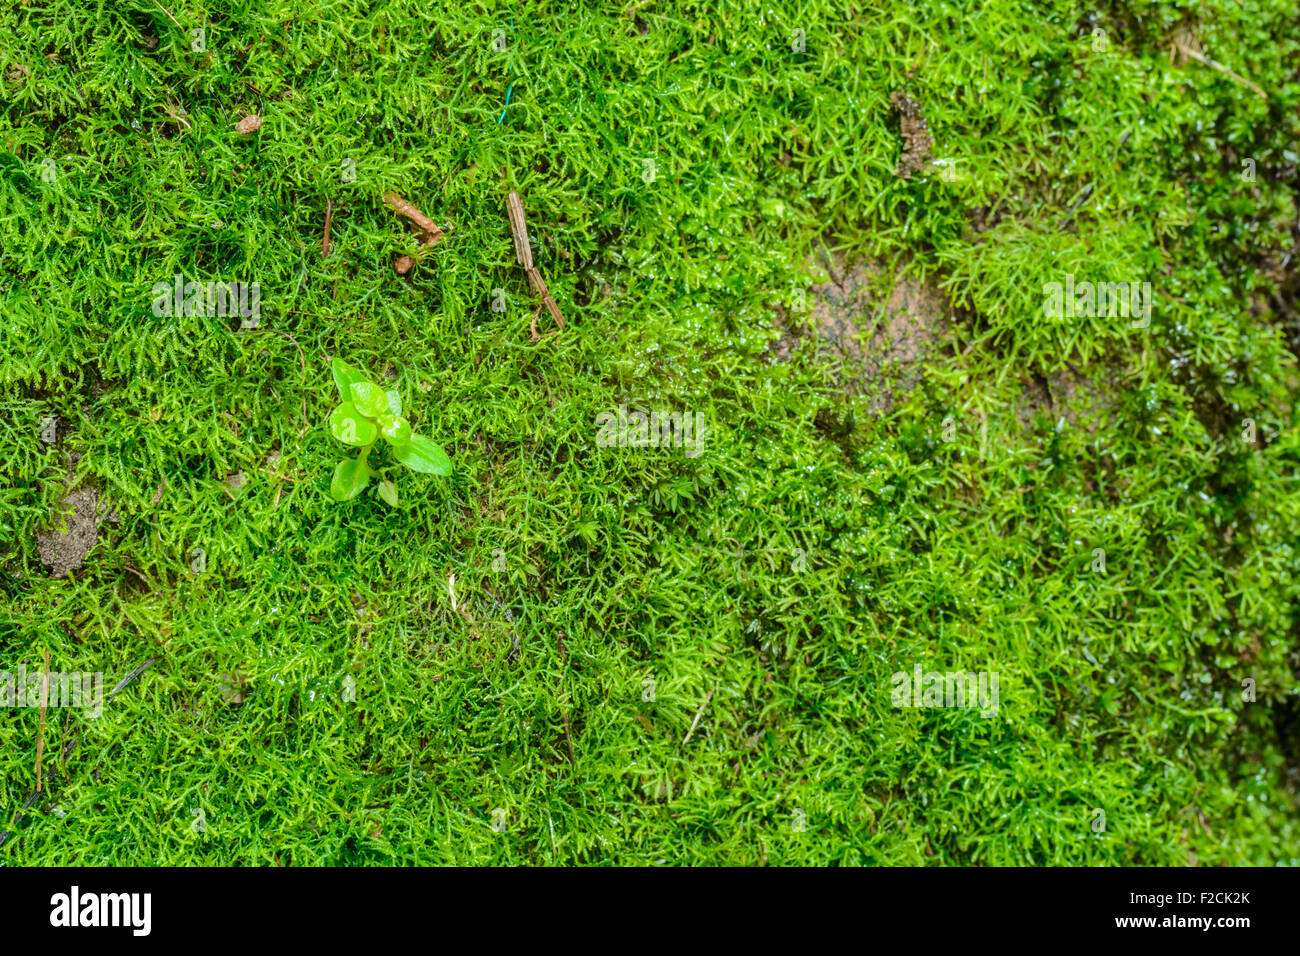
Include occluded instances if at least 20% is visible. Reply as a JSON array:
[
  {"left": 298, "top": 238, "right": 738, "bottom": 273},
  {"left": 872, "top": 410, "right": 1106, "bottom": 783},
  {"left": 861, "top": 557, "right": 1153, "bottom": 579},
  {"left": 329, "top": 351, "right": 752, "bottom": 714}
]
[{"left": 1, "top": 0, "right": 1297, "bottom": 864}]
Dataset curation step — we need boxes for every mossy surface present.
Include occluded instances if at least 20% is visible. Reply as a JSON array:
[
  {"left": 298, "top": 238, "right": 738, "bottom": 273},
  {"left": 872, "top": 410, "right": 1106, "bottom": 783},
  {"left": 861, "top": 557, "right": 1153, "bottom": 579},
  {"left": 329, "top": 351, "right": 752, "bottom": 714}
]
[{"left": 1, "top": 1, "right": 1297, "bottom": 864}]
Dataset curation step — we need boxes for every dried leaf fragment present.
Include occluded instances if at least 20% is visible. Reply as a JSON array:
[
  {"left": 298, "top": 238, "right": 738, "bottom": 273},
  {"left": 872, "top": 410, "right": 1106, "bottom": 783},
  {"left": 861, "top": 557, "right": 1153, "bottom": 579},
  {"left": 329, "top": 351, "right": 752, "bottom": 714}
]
[
  {"left": 383, "top": 192, "right": 445, "bottom": 244},
  {"left": 505, "top": 191, "right": 566, "bottom": 339},
  {"left": 890, "top": 91, "right": 933, "bottom": 180},
  {"left": 219, "top": 668, "right": 248, "bottom": 704}
]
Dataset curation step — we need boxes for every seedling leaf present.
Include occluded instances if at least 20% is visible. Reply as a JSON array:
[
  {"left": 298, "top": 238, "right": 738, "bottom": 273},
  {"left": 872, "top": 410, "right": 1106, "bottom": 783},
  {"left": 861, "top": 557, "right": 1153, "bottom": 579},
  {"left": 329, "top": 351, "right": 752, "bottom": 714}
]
[
  {"left": 381, "top": 415, "right": 412, "bottom": 444},
  {"left": 392, "top": 435, "right": 452, "bottom": 475},
  {"left": 332, "top": 358, "right": 367, "bottom": 401},
  {"left": 330, "top": 403, "right": 378, "bottom": 446},
  {"left": 330, "top": 458, "right": 371, "bottom": 501},
  {"left": 350, "top": 381, "right": 388, "bottom": 417}
]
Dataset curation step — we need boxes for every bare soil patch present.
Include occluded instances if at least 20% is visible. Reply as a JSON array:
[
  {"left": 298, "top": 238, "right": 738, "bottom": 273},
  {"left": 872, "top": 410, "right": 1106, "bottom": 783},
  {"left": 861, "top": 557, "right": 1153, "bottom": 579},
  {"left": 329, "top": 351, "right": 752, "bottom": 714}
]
[
  {"left": 773, "top": 253, "right": 952, "bottom": 412},
  {"left": 36, "top": 482, "right": 104, "bottom": 578}
]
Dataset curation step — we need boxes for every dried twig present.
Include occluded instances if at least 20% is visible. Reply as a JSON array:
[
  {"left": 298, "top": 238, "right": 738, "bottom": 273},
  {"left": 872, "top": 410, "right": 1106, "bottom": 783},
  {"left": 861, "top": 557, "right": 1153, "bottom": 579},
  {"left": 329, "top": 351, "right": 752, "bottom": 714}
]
[
  {"left": 506, "top": 192, "right": 534, "bottom": 270},
  {"left": 506, "top": 191, "right": 566, "bottom": 340},
  {"left": 556, "top": 631, "right": 576, "bottom": 764},
  {"left": 446, "top": 573, "right": 482, "bottom": 640},
  {"left": 35, "top": 650, "right": 50, "bottom": 792},
  {"left": 527, "top": 267, "right": 565, "bottom": 330},
  {"left": 107, "top": 657, "right": 161, "bottom": 702},
  {"left": 0, "top": 655, "right": 161, "bottom": 850},
  {"left": 562, "top": 712, "right": 576, "bottom": 765},
  {"left": 1173, "top": 40, "right": 1267, "bottom": 100},
  {"left": 323, "top": 199, "right": 333, "bottom": 259},
  {"left": 151, "top": 0, "right": 182, "bottom": 30},
  {"left": 385, "top": 192, "right": 446, "bottom": 274},
  {"left": 384, "top": 191, "right": 445, "bottom": 243},
  {"left": 682, "top": 684, "right": 717, "bottom": 746}
]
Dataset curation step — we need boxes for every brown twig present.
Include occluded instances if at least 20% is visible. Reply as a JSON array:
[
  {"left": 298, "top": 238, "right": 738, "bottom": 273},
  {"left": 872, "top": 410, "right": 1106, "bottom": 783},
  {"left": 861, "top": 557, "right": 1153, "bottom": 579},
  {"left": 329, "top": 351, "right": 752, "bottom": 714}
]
[
  {"left": 151, "top": 0, "right": 182, "bottom": 30},
  {"left": 526, "top": 267, "right": 566, "bottom": 329},
  {"left": 447, "top": 573, "right": 483, "bottom": 641},
  {"left": 59, "top": 704, "right": 72, "bottom": 779},
  {"left": 1174, "top": 40, "right": 1267, "bottom": 99},
  {"left": 556, "top": 631, "right": 576, "bottom": 764},
  {"left": 682, "top": 684, "right": 716, "bottom": 746},
  {"left": 35, "top": 650, "right": 50, "bottom": 792},
  {"left": 385, "top": 192, "right": 446, "bottom": 274},
  {"left": 384, "top": 191, "right": 445, "bottom": 243},
  {"left": 323, "top": 199, "right": 333, "bottom": 258},
  {"left": 506, "top": 192, "right": 534, "bottom": 269},
  {"left": 562, "top": 712, "right": 576, "bottom": 765},
  {"left": 0, "top": 657, "right": 161, "bottom": 850},
  {"left": 506, "top": 191, "right": 566, "bottom": 340},
  {"left": 122, "top": 562, "right": 153, "bottom": 588}
]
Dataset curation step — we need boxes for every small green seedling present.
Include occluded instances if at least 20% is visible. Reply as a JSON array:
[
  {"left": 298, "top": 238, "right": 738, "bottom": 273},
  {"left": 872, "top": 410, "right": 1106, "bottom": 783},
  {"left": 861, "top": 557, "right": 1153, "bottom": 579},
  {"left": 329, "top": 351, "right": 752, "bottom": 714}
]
[{"left": 327, "top": 357, "right": 451, "bottom": 505}]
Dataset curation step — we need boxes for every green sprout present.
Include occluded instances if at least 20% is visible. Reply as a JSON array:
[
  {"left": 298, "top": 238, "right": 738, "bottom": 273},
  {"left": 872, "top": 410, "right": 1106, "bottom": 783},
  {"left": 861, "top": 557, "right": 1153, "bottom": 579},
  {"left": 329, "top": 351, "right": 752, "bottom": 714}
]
[{"left": 327, "top": 357, "right": 451, "bottom": 505}]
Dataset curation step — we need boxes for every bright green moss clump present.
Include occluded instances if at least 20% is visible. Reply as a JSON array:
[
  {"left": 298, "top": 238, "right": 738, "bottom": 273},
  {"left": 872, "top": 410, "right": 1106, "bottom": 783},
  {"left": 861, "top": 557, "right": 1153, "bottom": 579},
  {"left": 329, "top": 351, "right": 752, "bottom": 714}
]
[{"left": 0, "top": 1, "right": 1296, "bottom": 864}]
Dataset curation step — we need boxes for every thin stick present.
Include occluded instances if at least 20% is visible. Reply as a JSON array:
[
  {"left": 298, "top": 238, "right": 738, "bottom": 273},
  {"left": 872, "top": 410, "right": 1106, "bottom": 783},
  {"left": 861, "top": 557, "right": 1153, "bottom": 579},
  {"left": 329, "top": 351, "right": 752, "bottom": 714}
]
[
  {"left": 35, "top": 650, "right": 50, "bottom": 792},
  {"left": 505, "top": 192, "right": 534, "bottom": 269},
  {"left": 506, "top": 192, "right": 566, "bottom": 336},
  {"left": 562, "top": 712, "right": 576, "bottom": 765},
  {"left": 151, "top": 0, "right": 183, "bottom": 30},
  {"left": 383, "top": 192, "right": 445, "bottom": 243},
  {"left": 1175, "top": 41, "right": 1267, "bottom": 99},
  {"left": 526, "top": 267, "right": 566, "bottom": 329},
  {"left": 556, "top": 631, "right": 576, "bottom": 764},
  {"left": 122, "top": 562, "right": 153, "bottom": 588},
  {"left": 446, "top": 573, "right": 483, "bottom": 640},
  {"left": 0, "top": 656, "right": 161, "bottom": 850},
  {"left": 682, "top": 685, "right": 716, "bottom": 746},
  {"left": 107, "top": 657, "right": 161, "bottom": 702},
  {"left": 323, "top": 199, "right": 333, "bottom": 258},
  {"left": 59, "top": 704, "right": 72, "bottom": 779}
]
